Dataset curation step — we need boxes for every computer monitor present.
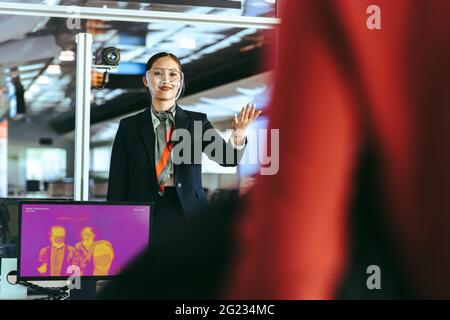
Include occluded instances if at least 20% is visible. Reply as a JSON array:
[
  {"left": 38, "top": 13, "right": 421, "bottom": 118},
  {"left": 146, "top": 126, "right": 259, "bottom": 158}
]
[
  {"left": 1, "top": 198, "right": 72, "bottom": 238},
  {"left": 1, "top": 198, "right": 72, "bottom": 259},
  {"left": 17, "top": 201, "right": 151, "bottom": 281}
]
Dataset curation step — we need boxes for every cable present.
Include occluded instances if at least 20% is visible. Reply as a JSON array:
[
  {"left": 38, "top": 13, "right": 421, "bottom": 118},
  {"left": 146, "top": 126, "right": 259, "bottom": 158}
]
[{"left": 18, "top": 280, "right": 70, "bottom": 300}]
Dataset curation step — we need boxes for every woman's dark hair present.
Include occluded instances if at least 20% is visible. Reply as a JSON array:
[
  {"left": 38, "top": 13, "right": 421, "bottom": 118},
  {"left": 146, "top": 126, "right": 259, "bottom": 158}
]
[{"left": 145, "top": 52, "right": 182, "bottom": 72}]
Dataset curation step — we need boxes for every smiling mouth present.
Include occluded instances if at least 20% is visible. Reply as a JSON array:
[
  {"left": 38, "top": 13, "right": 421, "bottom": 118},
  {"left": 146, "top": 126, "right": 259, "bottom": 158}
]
[{"left": 159, "top": 86, "right": 172, "bottom": 91}]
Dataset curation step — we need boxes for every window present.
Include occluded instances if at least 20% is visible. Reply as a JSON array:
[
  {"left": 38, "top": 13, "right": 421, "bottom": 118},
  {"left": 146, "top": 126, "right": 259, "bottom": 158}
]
[
  {"left": 91, "top": 146, "right": 112, "bottom": 173},
  {"left": 26, "top": 148, "right": 66, "bottom": 181}
]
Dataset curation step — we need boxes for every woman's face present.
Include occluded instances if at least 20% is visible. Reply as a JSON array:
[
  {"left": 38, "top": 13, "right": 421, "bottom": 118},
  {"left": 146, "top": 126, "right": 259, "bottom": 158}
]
[{"left": 143, "top": 56, "right": 182, "bottom": 102}]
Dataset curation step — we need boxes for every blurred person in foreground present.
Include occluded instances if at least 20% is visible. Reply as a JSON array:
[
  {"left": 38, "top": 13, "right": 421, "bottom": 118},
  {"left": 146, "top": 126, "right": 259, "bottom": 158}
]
[
  {"left": 100, "top": 0, "right": 450, "bottom": 299},
  {"left": 228, "top": 0, "right": 450, "bottom": 299}
]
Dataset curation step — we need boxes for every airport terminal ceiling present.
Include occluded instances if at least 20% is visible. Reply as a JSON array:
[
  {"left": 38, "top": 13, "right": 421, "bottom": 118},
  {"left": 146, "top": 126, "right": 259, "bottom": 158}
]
[{"left": 0, "top": 0, "right": 277, "bottom": 139}]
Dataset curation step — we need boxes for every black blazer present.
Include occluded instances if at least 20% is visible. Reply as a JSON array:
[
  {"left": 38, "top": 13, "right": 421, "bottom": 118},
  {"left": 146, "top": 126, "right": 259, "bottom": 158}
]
[{"left": 106, "top": 105, "right": 246, "bottom": 217}]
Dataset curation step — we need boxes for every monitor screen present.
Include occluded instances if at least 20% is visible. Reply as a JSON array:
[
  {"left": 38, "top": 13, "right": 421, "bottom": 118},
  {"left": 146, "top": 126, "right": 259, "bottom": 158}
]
[
  {"left": 1, "top": 198, "right": 72, "bottom": 240},
  {"left": 18, "top": 201, "right": 151, "bottom": 280}
]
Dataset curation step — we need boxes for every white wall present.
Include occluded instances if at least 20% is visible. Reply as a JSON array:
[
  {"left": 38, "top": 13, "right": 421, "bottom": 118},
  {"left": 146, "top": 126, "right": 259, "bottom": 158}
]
[{"left": 7, "top": 115, "right": 74, "bottom": 193}]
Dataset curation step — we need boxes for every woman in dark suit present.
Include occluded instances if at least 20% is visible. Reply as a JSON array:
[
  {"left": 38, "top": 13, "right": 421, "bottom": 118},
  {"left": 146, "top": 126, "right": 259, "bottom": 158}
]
[{"left": 107, "top": 52, "right": 261, "bottom": 236}]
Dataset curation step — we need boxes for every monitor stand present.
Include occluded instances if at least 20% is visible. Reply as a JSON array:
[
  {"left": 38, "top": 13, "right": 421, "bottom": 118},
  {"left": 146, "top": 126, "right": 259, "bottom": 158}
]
[{"left": 69, "top": 279, "right": 97, "bottom": 300}]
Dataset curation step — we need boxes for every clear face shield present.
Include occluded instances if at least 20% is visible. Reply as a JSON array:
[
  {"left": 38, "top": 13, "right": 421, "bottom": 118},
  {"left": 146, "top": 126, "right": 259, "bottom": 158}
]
[{"left": 145, "top": 68, "right": 184, "bottom": 101}]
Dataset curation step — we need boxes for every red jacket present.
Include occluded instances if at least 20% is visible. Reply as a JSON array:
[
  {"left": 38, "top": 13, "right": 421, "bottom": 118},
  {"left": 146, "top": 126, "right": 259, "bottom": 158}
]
[{"left": 229, "top": 0, "right": 450, "bottom": 299}]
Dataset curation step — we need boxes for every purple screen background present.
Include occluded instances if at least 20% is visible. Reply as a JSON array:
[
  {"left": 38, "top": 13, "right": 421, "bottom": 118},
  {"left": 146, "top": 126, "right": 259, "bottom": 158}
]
[{"left": 20, "top": 204, "right": 150, "bottom": 277}]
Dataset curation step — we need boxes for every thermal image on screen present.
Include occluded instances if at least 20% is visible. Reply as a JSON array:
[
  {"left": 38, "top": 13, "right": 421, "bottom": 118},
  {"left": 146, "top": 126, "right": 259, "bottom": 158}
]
[{"left": 19, "top": 204, "right": 150, "bottom": 278}]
